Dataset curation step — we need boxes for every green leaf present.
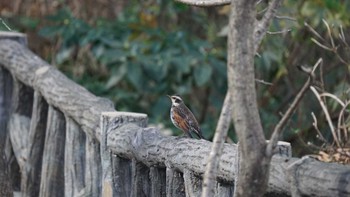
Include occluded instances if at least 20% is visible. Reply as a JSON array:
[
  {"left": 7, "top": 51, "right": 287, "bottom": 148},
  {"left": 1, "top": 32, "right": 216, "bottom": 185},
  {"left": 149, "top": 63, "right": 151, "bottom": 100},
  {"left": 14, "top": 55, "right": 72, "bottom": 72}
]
[
  {"left": 55, "top": 47, "right": 74, "bottom": 64},
  {"left": 19, "top": 17, "right": 40, "bottom": 29},
  {"left": 194, "top": 64, "right": 212, "bottom": 86},
  {"left": 100, "top": 48, "right": 128, "bottom": 65},
  {"left": 172, "top": 56, "right": 190, "bottom": 74},
  {"left": 105, "top": 64, "right": 127, "bottom": 89},
  {"left": 39, "top": 25, "right": 63, "bottom": 38},
  {"left": 151, "top": 97, "right": 169, "bottom": 120},
  {"left": 126, "top": 63, "right": 143, "bottom": 90},
  {"left": 143, "top": 55, "right": 168, "bottom": 82}
]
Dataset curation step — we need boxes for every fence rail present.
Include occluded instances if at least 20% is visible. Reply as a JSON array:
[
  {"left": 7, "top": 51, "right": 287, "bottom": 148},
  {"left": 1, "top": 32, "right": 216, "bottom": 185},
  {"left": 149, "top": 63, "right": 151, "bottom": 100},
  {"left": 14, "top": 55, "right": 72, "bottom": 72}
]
[
  {"left": 0, "top": 32, "right": 115, "bottom": 197},
  {"left": 0, "top": 31, "right": 350, "bottom": 197}
]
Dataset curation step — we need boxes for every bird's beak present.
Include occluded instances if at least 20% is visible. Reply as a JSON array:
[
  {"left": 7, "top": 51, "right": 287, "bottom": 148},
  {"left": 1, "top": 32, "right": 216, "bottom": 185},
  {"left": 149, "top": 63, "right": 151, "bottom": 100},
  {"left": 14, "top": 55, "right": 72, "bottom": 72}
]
[{"left": 166, "top": 95, "right": 171, "bottom": 99}]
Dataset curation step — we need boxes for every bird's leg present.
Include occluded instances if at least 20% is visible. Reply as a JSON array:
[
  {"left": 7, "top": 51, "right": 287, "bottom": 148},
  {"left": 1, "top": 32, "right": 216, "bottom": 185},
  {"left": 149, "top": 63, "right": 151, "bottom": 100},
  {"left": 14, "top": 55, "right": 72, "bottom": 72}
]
[
  {"left": 187, "top": 132, "right": 194, "bottom": 138},
  {"left": 175, "top": 133, "right": 192, "bottom": 139}
]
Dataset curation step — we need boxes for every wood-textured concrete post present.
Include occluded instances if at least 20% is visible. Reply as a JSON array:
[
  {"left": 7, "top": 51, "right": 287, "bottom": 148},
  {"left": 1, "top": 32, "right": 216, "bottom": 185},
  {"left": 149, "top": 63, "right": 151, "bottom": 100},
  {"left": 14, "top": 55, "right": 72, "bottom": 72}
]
[
  {"left": 39, "top": 106, "right": 66, "bottom": 197},
  {"left": 21, "top": 92, "right": 48, "bottom": 197},
  {"left": 101, "top": 112, "right": 147, "bottom": 197},
  {"left": 0, "top": 31, "right": 28, "bottom": 196},
  {"left": 64, "top": 116, "right": 86, "bottom": 197}
]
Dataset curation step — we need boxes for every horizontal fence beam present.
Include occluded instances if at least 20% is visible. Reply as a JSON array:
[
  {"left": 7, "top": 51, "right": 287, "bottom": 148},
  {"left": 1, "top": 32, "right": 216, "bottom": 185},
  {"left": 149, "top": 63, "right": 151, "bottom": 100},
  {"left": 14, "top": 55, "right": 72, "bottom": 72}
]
[
  {"left": 103, "top": 112, "right": 350, "bottom": 196},
  {"left": 0, "top": 35, "right": 115, "bottom": 142}
]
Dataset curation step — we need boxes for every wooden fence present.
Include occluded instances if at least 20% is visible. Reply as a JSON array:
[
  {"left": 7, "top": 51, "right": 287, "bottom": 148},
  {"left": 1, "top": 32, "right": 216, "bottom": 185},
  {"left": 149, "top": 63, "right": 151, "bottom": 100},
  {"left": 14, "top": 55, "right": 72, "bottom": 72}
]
[{"left": 0, "top": 32, "right": 350, "bottom": 197}]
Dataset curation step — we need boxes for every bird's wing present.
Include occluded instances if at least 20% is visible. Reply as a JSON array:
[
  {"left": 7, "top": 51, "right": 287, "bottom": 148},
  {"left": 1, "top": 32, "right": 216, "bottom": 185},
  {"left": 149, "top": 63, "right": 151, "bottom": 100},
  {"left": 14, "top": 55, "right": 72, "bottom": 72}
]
[
  {"left": 178, "top": 105, "right": 203, "bottom": 139},
  {"left": 173, "top": 107, "right": 191, "bottom": 132}
]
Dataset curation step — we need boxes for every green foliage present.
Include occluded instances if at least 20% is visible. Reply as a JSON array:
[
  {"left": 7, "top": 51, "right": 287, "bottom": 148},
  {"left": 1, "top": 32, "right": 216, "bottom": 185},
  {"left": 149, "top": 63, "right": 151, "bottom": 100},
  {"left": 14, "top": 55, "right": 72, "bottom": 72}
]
[
  {"left": 39, "top": 5, "right": 226, "bottom": 139},
  {"left": 17, "top": 0, "right": 350, "bottom": 155}
]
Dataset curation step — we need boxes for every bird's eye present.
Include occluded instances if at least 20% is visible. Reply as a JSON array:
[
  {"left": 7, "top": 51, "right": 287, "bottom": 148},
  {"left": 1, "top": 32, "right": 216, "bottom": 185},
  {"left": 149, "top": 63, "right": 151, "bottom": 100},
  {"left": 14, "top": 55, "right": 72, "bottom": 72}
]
[{"left": 174, "top": 98, "right": 181, "bottom": 103}]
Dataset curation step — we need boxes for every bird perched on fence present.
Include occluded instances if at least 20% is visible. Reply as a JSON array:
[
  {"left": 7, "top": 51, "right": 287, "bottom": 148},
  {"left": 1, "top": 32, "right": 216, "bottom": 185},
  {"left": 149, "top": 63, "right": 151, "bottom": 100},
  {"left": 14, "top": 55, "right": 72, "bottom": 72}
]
[{"left": 167, "top": 95, "right": 204, "bottom": 139}]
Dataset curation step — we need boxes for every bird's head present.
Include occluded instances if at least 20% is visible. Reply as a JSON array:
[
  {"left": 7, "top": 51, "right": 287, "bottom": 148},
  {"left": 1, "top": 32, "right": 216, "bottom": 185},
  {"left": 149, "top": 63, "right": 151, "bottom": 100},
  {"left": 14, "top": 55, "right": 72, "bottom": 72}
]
[{"left": 167, "top": 95, "right": 183, "bottom": 107}]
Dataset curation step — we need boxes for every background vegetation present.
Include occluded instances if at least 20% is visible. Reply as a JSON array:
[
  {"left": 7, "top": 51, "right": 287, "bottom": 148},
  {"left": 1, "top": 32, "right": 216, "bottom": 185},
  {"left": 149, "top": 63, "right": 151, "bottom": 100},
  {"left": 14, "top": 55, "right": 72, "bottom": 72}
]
[{"left": 1, "top": 0, "right": 350, "bottom": 156}]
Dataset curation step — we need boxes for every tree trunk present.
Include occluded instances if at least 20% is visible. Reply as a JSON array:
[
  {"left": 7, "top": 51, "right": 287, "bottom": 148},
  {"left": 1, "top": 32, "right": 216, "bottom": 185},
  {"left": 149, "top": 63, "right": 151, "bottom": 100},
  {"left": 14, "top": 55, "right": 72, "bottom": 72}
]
[{"left": 228, "top": 0, "right": 270, "bottom": 196}]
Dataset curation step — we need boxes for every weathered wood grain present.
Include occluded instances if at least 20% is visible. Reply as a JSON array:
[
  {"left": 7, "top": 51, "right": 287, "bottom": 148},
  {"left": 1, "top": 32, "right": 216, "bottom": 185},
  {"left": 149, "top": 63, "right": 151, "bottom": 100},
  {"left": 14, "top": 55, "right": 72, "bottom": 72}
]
[
  {"left": 0, "top": 67, "right": 12, "bottom": 145},
  {"left": 166, "top": 168, "right": 186, "bottom": 197},
  {"left": 183, "top": 169, "right": 202, "bottom": 197},
  {"left": 112, "top": 156, "right": 132, "bottom": 197},
  {"left": 39, "top": 106, "right": 65, "bottom": 197},
  {"left": 85, "top": 135, "right": 101, "bottom": 197},
  {"left": 131, "top": 159, "right": 151, "bottom": 197},
  {"left": 7, "top": 79, "right": 33, "bottom": 192},
  {"left": 8, "top": 79, "right": 33, "bottom": 169},
  {"left": 215, "top": 181, "right": 234, "bottom": 197},
  {"left": 0, "top": 39, "right": 115, "bottom": 141},
  {"left": 0, "top": 32, "right": 27, "bottom": 196},
  {"left": 0, "top": 66, "right": 13, "bottom": 197},
  {"left": 150, "top": 167, "right": 166, "bottom": 197},
  {"left": 64, "top": 116, "right": 86, "bottom": 197},
  {"left": 21, "top": 91, "right": 48, "bottom": 197},
  {"left": 101, "top": 112, "right": 148, "bottom": 197}
]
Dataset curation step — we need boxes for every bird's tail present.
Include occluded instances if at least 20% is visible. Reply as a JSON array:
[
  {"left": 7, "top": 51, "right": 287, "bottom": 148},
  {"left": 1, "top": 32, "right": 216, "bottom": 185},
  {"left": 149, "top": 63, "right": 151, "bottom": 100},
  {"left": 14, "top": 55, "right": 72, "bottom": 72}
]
[{"left": 192, "top": 130, "right": 205, "bottom": 140}]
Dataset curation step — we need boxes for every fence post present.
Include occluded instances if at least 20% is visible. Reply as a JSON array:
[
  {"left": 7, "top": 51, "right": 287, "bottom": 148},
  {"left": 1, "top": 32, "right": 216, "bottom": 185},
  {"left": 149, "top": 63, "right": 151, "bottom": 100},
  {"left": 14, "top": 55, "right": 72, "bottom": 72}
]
[
  {"left": 166, "top": 168, "right": 186, "bottom": 197},
  {"left": 0, "top": 32, "right": 28, "bottom": 196},
  {"left": 21, "top": 92, "right": 48, "bottom": 197},
  {"left": 64, "top": 116, "right": 86, "bottom": 197},
  {"left": 100, "top": 112, "right": 147, "bottom": 197},
  {"left": 39, "top": 105, "right": 66, "bottom": 197},
  {"left": 0, "top": 55, "right": 13, "bottom": 197}
]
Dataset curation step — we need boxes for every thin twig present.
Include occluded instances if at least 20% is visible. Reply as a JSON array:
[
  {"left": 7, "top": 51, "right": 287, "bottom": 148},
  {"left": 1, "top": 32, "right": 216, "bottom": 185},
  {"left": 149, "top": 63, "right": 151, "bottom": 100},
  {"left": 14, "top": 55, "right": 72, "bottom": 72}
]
[
  {"left": 322, "top": 19, "right": 335, "bottom": 48},
  {"left": 309, "top": 21, "right": 350, "bottom": 65},
  {"left": 337, "top": 100, "right": 350, "bottom": 145},
  {"left": 275, "top": 15, "right": 297, "bottom": 21},
  {"left": 310, "top": 86, "right": 341, "bottom": 148},
  {"left": 255, "top": 78, "right": 273, "bottom": 86},
  {"left": 311, "top": 112, "right": 328, "bottom": 144},
  {"left": 256, "top": 0, "right": 264, "bottom": 5},
  {"left": 339, "top": 25, "right": 349, "bottom": 48},
  {"left": 257, "top": 7, "right": 268, "bottom": 15},
  {"left": 320, "top": 92, "right": 345, "bottom": 107},
  {"left": 202, "top": 93, "right": 232, "bottom": 197},
  {"left": 0, "top": 18, "right": 12, "bottom": 31},
  {"left": 266, "top": 58, "right": 323, "bottom": 156},
  {"left": 174, "top": 0, "right": 230, "bottom": 6},
  {"left": 267, "top": 29, "right": 291, "bottom": 35},
  {"left": 335, "top": 51, "right": 349, "bottom": 65},
  {"left": 254, "top": 0, "right": 282, "bottom": 52},
  {"left": 319, "top": 62, "right": 325, "bottom": 93},
  {"left": 304, "top": 22, "right": 325, "bottom": 42},
  {"left": 311, "top": 38, "right": 333, "bottom": 51}
]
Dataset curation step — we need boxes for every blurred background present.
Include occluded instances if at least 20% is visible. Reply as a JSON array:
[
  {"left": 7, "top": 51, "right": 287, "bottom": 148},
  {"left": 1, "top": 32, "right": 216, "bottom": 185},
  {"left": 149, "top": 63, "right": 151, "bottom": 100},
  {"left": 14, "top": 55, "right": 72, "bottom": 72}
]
[{"left": 1, "top": 0, "right": 349, "bottom": 157}]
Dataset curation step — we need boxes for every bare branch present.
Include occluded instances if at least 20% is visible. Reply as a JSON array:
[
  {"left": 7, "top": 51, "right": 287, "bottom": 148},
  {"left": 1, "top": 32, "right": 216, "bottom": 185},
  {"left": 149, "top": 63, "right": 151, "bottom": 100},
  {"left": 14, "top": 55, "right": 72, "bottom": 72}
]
[
  {"left": 322, "top": 19, "right": 335, "bottom": 48},
  {"left": 202, "top": 93, "right": 232, "bottom": 197},
  {"left": 310, "top": 86, "right": 341, "bottom": 148},
  {"left": 254, "top": 0, "right": 282, "bottom": 51},
  {"left": 304, "top": 22, "right": 325, "bottom": 42},
  {"left": 319, "top": 92, "right": 345, "bottom": 107},
  {"left": 337, "top": 101, "right": 350, "bottom": 145},
  {"left": 334, "top": 51, "right": 349, "bottom": 65},
  {"left": 311, "top": 38, "right": 333, "bottom": 51},
  {"left": 174, "top": 0, "right": 230, "bottom": 6},
  {"left": 0, "top": 18, "right": 12, "bottom": 31},
  {"left": 275, "top": 15, "right": 297, "bottom": 21},
  {"left": 266, "top": 58, "right": 323, "bottom": 156},
  {"left": 267, "top": 29, "right": 291, "bottom": 35},
  {"left": 255, "top": 78, "right": 273, "bottom": 86},
  {"left": 311, "top": 112, "right": 328, "bottom": 144},
  {"left": 339, "top": 25, "right": 349, "bottom": 48}
]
